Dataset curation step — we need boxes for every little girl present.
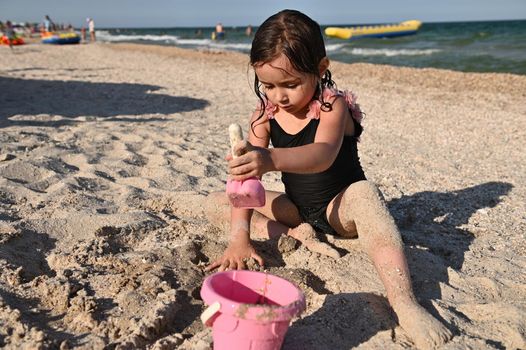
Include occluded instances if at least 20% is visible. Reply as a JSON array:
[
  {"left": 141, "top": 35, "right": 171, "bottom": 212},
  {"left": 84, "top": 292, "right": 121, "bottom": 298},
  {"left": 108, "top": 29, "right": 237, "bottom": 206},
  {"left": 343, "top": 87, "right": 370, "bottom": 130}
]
[{"left": 206, "top": 9, "right": 451, "bottom": 349}]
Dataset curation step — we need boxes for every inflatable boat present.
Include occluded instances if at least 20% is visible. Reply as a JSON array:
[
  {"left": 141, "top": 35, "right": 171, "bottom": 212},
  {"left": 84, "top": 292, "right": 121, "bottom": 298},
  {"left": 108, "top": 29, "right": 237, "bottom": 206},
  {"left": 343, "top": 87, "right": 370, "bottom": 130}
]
[
  {"left": 325, "top": 20, "right": 422, "bottom": 40},
  {"left": 41, "top": 32, "right": 81, "bottom": 45}
]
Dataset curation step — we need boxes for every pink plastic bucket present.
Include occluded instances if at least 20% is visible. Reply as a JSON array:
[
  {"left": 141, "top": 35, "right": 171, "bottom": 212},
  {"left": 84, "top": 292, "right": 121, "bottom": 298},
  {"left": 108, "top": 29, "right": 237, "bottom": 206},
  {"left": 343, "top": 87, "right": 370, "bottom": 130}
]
[{"left": 200, "top": 270, "right": 306, "bottom": 350}]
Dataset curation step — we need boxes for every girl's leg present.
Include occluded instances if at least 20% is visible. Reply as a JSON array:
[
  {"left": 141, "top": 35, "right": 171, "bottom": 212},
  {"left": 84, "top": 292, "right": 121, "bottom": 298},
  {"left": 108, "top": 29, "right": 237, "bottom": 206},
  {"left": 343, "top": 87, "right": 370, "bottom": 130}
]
[
  {"left": 206, "top": 191, "right": 340, "bottom": 257},
  {"left": 326, "top": 180, "right": 452, "bottom": 349},
  {"left": 205, "top": 190, "right": 302, "bottom": 236}
]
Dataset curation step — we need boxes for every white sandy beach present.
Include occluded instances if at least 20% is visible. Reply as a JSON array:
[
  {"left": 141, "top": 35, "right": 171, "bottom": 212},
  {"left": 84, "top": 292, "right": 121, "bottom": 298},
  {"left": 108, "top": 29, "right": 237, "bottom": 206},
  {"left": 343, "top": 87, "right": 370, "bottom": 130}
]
[{"left": 0, "top": 42, "right": 525, "bottom": 349}]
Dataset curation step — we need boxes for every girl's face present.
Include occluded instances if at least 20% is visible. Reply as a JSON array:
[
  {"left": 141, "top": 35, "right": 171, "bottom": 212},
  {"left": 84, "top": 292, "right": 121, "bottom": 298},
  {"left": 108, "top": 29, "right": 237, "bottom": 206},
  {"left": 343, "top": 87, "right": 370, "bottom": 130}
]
[{"left": 255, "top": 54, "right": 318, "bottom": 118}]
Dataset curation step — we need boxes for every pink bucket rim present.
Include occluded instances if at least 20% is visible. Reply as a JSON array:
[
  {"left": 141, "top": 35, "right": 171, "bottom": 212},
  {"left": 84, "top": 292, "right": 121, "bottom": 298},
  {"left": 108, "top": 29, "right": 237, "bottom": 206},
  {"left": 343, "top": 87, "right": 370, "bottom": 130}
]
[{"left": 201, "top": 270, "right": 306, "bottom": 323}]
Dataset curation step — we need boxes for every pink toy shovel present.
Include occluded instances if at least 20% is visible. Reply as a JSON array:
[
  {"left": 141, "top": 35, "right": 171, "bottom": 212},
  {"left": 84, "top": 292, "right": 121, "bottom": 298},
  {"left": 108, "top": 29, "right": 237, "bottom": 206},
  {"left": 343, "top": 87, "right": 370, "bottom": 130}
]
[{"left": 226, "top": 123, "right": 265, "bottom": 208}]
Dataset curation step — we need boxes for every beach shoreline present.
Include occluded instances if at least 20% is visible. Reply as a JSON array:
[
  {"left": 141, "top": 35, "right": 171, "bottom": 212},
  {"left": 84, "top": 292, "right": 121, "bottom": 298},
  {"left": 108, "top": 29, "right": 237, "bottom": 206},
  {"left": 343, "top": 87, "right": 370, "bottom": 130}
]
[
  {"left": 1, "top": 42, "right": 525, "bottom": 349},
  {"left": 94, "top": 19, "right": 526, "bottom": 76}
]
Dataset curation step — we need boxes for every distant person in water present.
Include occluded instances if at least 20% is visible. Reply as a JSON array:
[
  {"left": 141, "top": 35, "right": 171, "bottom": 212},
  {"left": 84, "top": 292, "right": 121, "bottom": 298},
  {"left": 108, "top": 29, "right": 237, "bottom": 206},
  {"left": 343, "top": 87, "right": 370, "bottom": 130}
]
[
  {"left": 214, "top": 22, "right": 225, "bottom": 40},
  {"left": 245, "top": 24, "right": 253, "bottom": 36}
]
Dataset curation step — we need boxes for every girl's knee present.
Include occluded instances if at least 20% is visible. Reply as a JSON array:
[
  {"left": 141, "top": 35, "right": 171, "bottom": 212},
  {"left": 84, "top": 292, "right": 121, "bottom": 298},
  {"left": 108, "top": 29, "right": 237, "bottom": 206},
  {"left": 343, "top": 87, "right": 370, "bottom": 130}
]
[
  {"left": 345, "top": 181, "right": 390, "bottom": 216},
  {"left": 328, "top": 181, "right": 396, "bottom": 239},
  {"left": 344, "top": 181, "right": 403, "bottom": 247},
  {"left": 347, "top": 180, "right": 382, "bottom": 201}
]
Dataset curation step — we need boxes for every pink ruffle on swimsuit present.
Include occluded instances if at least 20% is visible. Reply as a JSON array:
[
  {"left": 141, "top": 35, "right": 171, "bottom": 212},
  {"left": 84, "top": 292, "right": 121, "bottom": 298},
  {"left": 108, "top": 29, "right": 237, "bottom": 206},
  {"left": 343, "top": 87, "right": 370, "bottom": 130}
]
[{"left": 261, "top": 87, "right": 363, "bottom": 127}]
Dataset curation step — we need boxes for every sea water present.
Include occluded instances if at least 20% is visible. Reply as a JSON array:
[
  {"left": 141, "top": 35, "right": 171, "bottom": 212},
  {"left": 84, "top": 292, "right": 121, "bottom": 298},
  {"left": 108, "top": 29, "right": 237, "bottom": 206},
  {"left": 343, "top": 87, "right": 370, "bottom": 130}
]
[{"left": 97, "top": 20, "right": 526, "bottom": 75}]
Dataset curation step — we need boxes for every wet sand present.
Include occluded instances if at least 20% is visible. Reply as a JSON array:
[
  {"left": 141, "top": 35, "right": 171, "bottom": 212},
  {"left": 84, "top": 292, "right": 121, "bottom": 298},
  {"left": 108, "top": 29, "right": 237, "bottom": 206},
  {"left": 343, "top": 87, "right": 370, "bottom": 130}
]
[{"left": 0, "top": 42, "right": 525, "bottom": 349}]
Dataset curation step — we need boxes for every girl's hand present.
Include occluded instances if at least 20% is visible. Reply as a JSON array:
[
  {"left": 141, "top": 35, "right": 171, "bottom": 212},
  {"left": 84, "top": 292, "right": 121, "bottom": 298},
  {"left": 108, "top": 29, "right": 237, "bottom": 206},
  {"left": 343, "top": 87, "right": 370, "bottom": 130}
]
[
  {"left": 205, "top": 240, "right": 264, "bottom": 272},
  {"left": 228, "top": 140, "right": 272, "bottom": 181}
]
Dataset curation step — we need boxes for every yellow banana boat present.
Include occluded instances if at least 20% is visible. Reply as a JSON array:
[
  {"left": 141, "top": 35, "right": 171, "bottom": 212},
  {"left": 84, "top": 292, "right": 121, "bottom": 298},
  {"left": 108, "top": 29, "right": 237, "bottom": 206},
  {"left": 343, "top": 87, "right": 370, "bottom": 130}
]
[{"left": 325, "top": 20, "right": 422, "bottom": 39}]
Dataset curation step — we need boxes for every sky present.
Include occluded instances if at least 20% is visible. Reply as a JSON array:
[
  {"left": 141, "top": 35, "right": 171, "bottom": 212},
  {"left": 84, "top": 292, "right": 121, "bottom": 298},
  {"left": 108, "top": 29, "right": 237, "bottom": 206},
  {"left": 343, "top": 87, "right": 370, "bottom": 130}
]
[{"left": 1, "top": 0, "right": 525, "bottom": 28}]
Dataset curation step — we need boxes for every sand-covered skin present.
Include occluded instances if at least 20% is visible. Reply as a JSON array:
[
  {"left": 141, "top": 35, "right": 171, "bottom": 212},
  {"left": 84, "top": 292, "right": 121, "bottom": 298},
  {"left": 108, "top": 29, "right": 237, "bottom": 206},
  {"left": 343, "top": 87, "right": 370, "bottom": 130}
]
[{"left": 1, "top": 42, "right": 525, "bottom": 349}]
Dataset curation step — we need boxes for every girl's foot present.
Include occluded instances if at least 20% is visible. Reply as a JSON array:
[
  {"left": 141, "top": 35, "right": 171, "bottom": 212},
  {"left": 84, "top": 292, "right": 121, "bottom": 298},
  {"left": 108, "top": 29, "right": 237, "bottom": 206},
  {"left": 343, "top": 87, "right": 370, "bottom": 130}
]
[
  {"left": 393, "top": 301, "right": 452, "bottom": 349},
  {"left": 289, "top": 223, "right": 340, "bottom": 259}
]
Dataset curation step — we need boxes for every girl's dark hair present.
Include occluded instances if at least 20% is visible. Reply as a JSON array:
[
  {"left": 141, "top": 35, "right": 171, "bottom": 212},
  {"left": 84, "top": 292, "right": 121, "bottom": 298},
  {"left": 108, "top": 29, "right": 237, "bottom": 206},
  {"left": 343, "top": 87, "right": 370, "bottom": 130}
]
[{"left": 250, "top": 10, "right": 335, "bottom": 130}]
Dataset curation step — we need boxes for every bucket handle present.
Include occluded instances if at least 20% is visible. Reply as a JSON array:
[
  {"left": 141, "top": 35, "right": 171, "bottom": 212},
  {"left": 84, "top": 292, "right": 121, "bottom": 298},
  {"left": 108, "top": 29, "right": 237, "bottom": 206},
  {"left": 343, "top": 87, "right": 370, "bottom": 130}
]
[{"left": 200, "top": 301, "right": 221, "bottom": 327}]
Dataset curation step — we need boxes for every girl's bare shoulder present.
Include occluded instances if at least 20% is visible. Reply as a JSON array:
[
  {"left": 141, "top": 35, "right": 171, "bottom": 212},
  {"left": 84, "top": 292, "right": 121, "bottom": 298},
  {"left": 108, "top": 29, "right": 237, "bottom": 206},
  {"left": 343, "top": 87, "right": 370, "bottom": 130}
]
[{"left": 319, "top": 95, "right": 351, "bottom": 119}]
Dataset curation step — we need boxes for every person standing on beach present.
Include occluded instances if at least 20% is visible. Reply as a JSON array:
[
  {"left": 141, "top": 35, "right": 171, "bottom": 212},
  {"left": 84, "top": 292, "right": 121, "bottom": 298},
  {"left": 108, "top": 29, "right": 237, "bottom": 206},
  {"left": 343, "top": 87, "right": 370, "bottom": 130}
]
[
  {"left": 87, "top": 18, "right": 96, "bottom": 42},
  {"left": 44, "top": 15, "right": 55, "bottom": 32},
  {"left": 4, "top": 21, "right": 15, "bottom": 50},
  {"left": 205, "top": 9, "right": 453, "bottom": 349}
]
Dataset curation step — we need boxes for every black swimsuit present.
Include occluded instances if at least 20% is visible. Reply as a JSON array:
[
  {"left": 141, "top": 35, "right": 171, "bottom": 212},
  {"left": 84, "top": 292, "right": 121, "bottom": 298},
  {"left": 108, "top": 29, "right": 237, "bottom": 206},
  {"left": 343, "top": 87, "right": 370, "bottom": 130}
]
[{"left": 269, "top": 118, "right": 366, "bottom": 234}]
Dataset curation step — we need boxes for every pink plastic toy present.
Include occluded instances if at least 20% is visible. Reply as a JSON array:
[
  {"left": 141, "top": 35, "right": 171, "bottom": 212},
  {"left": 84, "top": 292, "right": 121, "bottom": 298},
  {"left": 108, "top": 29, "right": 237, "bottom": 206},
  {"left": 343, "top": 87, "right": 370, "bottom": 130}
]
[
  {"left": 226, "top": 178, "right": 265, "bottom": 208},
  {"left": 200, "top": 270, "right": 306, "bottom": 350},
  {"left": 225, "top": 124, "right": 265, "bottom": 208}
]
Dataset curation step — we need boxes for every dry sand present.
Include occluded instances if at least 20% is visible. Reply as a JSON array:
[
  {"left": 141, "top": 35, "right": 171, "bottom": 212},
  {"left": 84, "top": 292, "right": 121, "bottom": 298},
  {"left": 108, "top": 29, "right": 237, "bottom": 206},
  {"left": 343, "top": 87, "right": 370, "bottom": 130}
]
[{"left": 0, "top": 42, "right": 525, "bottom": 349}]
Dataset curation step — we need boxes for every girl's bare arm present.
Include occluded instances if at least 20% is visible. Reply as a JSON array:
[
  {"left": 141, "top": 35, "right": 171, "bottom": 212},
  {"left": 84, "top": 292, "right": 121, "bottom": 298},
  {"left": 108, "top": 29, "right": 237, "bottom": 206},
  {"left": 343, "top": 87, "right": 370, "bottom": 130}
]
[{"left": 230, "top": 97, "right": 353, "bottom": 180}]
